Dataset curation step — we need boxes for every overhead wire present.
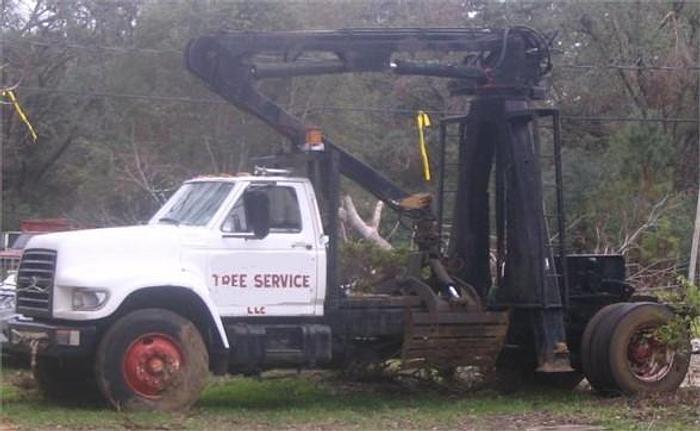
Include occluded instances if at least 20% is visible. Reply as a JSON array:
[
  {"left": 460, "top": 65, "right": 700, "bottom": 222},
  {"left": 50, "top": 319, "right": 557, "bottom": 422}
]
[
  {"left": 558, "top": 63, "right": 700, "bottom": 71},
  {"left": 17, "top": 86, "right": 228, "bottom": 105},
  {"left": 3, "top": 38, "right": 700, "bottom": 71},
  {"left": 1, "top": 38, "right": 180, "bottom": 55},
  {"left": 14, "top": 86, "right": 699, "bottom": 123},
  {"left": 560, "top": 115, "right": 698, "bottom": 124}
]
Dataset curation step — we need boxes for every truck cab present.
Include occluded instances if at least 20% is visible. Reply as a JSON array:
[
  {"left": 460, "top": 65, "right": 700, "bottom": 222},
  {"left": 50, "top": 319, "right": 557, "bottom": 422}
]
[
  {"left": 11, "top": 173, "right": 327, "bottom": 329},
  {"left": 155, "top": 175, "right": 328, "bottom": 318}
]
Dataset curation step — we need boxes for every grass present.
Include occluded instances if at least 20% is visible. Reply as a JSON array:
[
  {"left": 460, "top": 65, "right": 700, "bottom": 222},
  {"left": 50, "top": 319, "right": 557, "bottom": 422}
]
[{"left": 1, "top": 368, "right": 699, "bottom": 430}]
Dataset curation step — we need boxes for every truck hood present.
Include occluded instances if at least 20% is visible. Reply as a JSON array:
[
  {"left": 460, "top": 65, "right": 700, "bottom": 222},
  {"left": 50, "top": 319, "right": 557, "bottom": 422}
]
[
  {"left": 28, "top": 225, "right": 182, "bottom": 257},
  {"left": 25, "top": 225, "right": 210, "bottom": 288}
]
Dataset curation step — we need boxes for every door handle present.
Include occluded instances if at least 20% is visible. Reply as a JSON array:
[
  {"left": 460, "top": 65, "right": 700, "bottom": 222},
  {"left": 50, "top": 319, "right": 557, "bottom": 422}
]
[{"left": 291, "top": 242, "right": 313, "bottom": 250}]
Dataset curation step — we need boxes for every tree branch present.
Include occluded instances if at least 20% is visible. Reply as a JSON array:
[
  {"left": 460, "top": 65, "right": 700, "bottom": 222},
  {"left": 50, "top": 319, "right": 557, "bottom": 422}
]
[{"left": 342, "top": 195, "right": 392, "bottom": 250}]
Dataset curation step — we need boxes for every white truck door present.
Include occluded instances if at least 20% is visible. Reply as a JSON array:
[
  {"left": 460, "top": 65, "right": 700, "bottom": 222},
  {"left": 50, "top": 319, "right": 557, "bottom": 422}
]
[{"left": 209, "top": 182, "right": 320, "bottom": 317}]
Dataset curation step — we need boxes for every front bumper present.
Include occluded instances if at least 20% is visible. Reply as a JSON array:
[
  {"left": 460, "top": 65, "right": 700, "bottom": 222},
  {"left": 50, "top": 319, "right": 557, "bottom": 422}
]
[{"left": 6, "top": 316, "right": 97, "bottom": 357}]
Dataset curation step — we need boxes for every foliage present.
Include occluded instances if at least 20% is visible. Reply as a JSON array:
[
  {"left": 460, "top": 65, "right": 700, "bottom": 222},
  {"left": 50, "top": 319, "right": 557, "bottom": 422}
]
[
  {"left": 657, "top": 277, "right": 700, "bottom": 347},
  {"left": 567, "top": 123, "right": 692, "bottom": 288},
  {"left": 339, "top": 241, "right": 410, "bottom": 293}
]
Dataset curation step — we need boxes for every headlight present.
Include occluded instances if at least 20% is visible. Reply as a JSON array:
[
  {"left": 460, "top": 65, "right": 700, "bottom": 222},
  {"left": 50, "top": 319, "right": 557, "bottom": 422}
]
[{"left": 71, "top": 288, "right": 109, "bottom": 311}]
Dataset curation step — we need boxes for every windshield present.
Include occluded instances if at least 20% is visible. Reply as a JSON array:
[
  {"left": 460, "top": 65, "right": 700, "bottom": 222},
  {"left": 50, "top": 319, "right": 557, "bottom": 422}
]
[{"left": 157, "top": 182, "right": 234, "bottom": 226}]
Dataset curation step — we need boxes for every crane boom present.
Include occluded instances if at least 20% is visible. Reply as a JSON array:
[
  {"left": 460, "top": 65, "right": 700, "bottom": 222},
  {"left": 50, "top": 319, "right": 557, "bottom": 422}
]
[
  {"left": 184, "top": 27, "right": 551, "bottom": 209},
  {"left": 184, "top": 27, "right": 572, "bottom": 372}
]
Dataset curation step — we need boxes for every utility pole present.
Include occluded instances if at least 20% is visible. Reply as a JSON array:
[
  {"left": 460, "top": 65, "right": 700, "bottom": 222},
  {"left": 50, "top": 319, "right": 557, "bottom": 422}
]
[
  {"left": 689, "top": 43, "right": 700, "bottom": 285},
  {"left": 1, "top": 42, "right": 6, "bottom": 237}
]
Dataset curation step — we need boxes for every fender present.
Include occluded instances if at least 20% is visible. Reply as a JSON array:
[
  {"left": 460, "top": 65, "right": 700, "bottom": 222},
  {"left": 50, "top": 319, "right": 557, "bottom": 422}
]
[
  {"left": 119, "top": 271, "right": 229, "bottom": 349},
  {"left": 52, "top": 265, "right": 229, "bottom": 349},
  {"left": 172, "top": 269, "right": 229, "bottom": 349}
]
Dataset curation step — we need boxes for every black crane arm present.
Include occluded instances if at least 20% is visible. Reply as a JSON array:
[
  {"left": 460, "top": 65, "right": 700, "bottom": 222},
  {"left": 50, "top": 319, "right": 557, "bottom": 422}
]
[{"left": 184, "top": 27, "right": 551, "bottom": 209}]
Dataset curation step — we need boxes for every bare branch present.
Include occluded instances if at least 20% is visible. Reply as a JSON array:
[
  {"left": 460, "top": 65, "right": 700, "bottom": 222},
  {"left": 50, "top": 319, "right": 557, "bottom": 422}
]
[
  {"left": 203, "top": 137, "right": 220, "bottom": 173},
  {"left": 369, "top": 201, "right": 384, "bottom": 229},
  {"left": 342, "top": 195, "right": 392, "bottom": 250},
  {"left": 617, "top": 194, "right": 674, "bottom": 254}
]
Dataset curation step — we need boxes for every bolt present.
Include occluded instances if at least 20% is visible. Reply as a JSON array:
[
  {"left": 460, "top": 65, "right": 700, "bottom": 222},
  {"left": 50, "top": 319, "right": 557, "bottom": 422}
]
[{"left": 147, "top": 357, "right": 165, "bottom": 374}]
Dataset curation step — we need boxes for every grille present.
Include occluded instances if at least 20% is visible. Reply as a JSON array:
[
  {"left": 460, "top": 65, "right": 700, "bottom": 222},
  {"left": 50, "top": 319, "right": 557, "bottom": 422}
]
[{"left": 16, "top": 249, "right": 56, "bottom": 317}]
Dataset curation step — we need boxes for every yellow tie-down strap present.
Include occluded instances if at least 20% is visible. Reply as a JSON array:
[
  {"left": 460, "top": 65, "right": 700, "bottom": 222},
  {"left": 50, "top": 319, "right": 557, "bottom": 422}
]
[
  {"left": 416, "top": 110, "right": 432, "bottom": 182},
  {"left": 2, "top": 90, "right": 38, "bottom": 142}
]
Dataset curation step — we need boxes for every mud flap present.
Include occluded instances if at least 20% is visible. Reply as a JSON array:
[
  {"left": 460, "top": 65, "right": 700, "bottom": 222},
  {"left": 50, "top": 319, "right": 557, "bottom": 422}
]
[{"left": 401, "top": 310, "right": 509, "bottom": 369}]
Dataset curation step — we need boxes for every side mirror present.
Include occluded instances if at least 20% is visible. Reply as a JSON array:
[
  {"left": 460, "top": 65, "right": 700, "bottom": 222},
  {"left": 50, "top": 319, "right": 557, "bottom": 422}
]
[{"left": 244, "top": 190, "right": 271, "bottom": 239}]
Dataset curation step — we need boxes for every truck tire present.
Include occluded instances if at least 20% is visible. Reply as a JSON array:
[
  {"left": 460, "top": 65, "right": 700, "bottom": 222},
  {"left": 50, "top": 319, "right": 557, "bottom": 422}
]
[
  {"left": 581, "top": 302, "right": 630, "bottom": 393},
  {"left": 34, "top": 356, "right": 100, "bottom": 402},
  {"left": 607, "top": 303, "right": 690, "bottom": 394},
  {"left": 583, "top": 302, "right": 690, "bottom": 396},
  {"left": 589, "top": 303, "right": 644, "bottom": 394},
  {"left": 95, "top": 308, "right": 209, "bottom": 411}
]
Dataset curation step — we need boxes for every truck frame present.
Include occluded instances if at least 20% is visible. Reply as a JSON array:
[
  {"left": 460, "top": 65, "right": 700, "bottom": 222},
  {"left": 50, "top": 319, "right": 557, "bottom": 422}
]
[{"left": 7, "top": 27, "right": 691, "bottom": 410}]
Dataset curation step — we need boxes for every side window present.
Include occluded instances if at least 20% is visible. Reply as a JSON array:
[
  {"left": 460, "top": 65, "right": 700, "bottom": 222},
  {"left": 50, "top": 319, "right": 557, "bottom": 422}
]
[
  {"left": 221, "top": 185, "right": 302, "bottom": 234},
  {"left": 267, "top": 186, "right": 302, "bottom": 232}
]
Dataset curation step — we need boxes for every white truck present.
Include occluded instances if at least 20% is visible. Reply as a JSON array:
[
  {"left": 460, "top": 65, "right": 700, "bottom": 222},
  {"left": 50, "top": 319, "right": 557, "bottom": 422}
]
[
  {"left": 8, "top": 172, "right": 510, "bottom": 410},
  {"left": 8, "top": 175, "right": 318, "bottom": 405}
]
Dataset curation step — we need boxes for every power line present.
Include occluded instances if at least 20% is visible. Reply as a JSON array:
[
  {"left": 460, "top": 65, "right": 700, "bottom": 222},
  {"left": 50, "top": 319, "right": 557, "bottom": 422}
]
[
  {"left": 17, "top": 85, "right": 700, "bottom": 124},
  {"left": 2, "top": 38, "right": 180, "bottom": 55},
  {"left": 4, "top": 38, "right": 700, "bottom": 71},
  {"left": 560, "top": 115, "right": 698, "bottom": 124},
  {"left": 307, "top": 105, "right": 698, "bottom": 123},
  {"left": 306, "top": 105, "right": 451, "bottom": 115},
  {"left": 558, "top": 64, "right": 700, "bottom": 71},
  {"left": 18, "top": 86, "right": 228, "bottom": 105}
]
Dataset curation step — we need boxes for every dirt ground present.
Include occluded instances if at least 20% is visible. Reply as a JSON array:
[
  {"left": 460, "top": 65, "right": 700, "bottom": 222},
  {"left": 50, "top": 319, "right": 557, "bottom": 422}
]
[{"left": 682, "top": 339, "right": 700, "bottom": 387}]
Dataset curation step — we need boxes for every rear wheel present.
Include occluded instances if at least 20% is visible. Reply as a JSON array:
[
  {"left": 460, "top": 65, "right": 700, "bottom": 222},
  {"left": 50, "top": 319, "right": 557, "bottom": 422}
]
[
  {"left": 95, "top": 308, "right": 209, "bottom": 411},
  {"left": 582, "top": 302, "right": 690, "bottom": 395},
  {"left": 608, "top": 303, "right": 690, "bottom": 394},
  {"left": 582, "top": 303, "right": 632, "bottom": 394}
]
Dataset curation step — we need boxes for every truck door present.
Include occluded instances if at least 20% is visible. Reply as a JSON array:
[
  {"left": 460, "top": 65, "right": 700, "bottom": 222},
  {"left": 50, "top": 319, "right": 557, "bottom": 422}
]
[{"left": 209, "top": 182, "right": 320, "bottom": 317}]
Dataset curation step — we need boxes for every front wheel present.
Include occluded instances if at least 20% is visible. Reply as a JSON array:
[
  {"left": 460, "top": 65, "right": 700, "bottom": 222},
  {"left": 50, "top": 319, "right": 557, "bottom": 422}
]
[{"left": 95, "top": 308, "right": 209, "bottom": 411}]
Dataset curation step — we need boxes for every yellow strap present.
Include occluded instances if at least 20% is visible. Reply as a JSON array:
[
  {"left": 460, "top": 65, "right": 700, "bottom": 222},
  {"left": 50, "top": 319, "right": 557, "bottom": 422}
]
[
  {"left": 2, "top": 90, "right": 38, "bottom": 142},
  {"left": 416, "top": 110, "right": 432, "bottom": 181}
]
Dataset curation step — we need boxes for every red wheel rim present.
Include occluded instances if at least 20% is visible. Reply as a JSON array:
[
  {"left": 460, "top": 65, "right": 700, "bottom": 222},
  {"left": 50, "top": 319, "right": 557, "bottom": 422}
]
[
  {"left": 626, "top": 325, "right": 674, "bottom": 383},
  {"left": 122, "top": 333, "right": 184, "bottom": 398}
]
